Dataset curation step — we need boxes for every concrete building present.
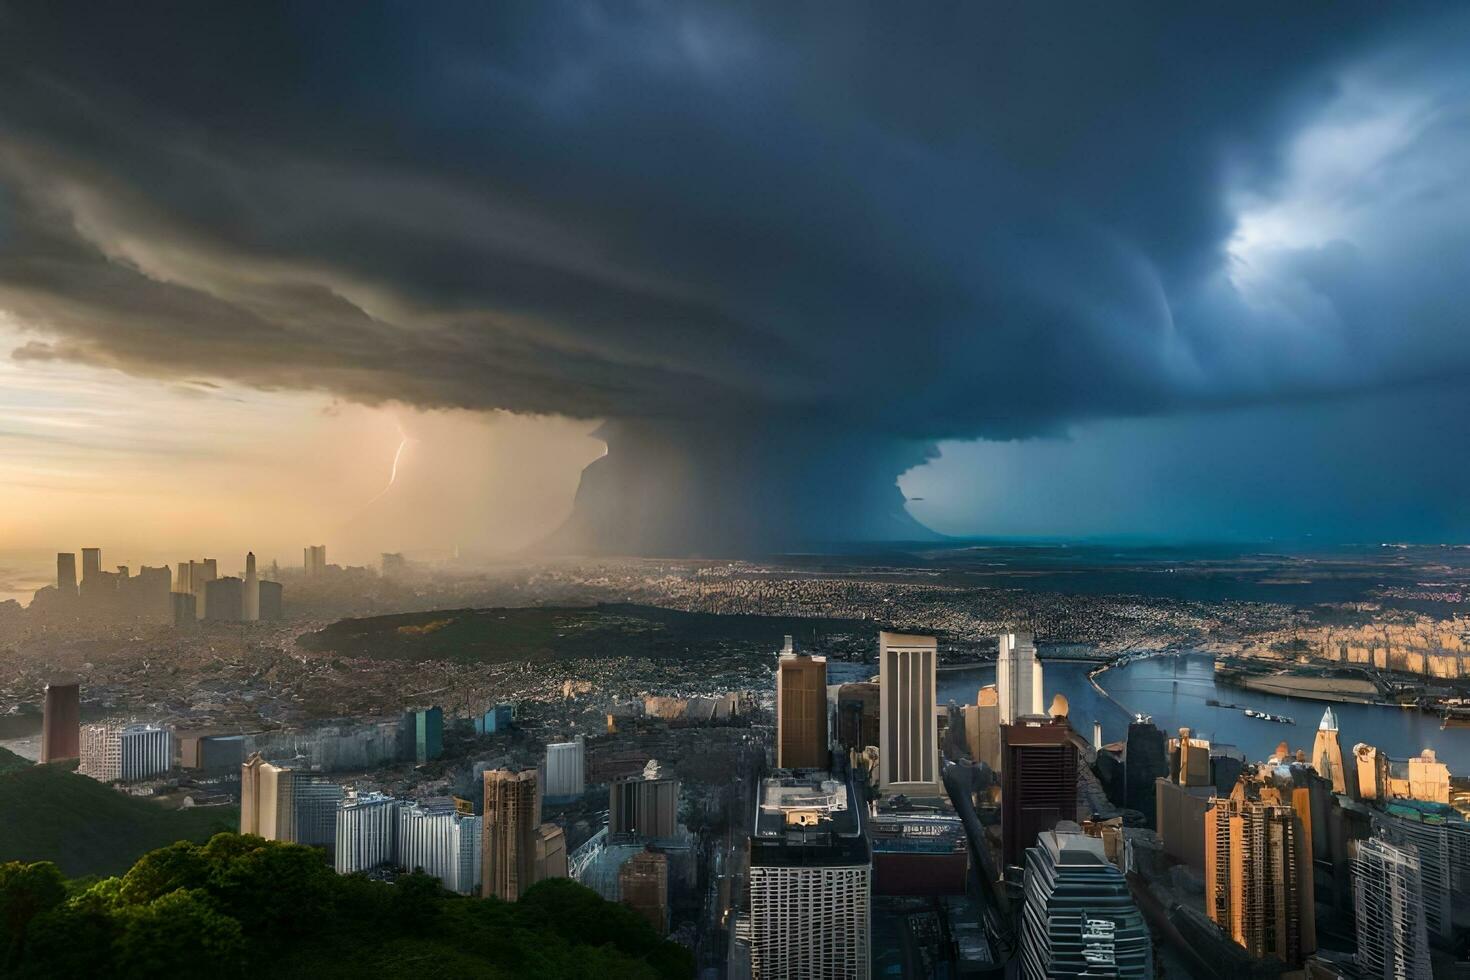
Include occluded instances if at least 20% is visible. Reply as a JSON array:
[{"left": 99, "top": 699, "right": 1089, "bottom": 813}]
[
  {"left": 398, "top": 799, "right": 482, "bottom": 895},
  {"left": 79, "top": 723, "right": 171, "bottom": 783},
  {"left": 1355, "top": 743, "right": 1388, "bottom": 801},
  {"left": 834, "top": 682, "right": 880, "bottom": 757},
  {"left": 1402, "top": 749, "right": 1451, "bottom": 804},
  {"left": 996, "top": 632, "right": 1044, "bottom": 725},
  {"left": 1371, "top": 800, "right": 1470, "bottom": 941},
  {"left": 176, "top": 733, "right": 244, "bottom": 774},
  {"left": 243, "top": 551, "right": 259, "bottom": 621},
  {"left": 1311, "top": 707, "right": 1353, "bottom": 796},
  {"left": 1124, "top": 718, "right": 1167, "bottom": 828},
  {"left": 1205, "top": 786, "right": 1314, "bottom": 966},
  {"left": 610, "top": 776, "right": 680, "bottom": 839},
  {"left": 543, "top": 737, "right": 586, "bottom": 802},
  {"left": 619, "top": 848, "right": 670, "bottom": 936},
  {"left": 171, "top": 591, "right": 197, "bottom": 627},
  {"left": 204, "top": 576, "right": 244, "bottom": 622},
  {"left": 240, "top": 754, "right": 342, "bottom": 846},
  {"left": 868, "top": 807, "right": 969, "bottom": 897},
  {"left": 482, "top": 769, "right": 540, "bottom": 900},
  {"left": 961, "top": 685, "right": 1001, "bottom": 772},
  {"left": 81, "top": 547, "right": 101, "bottom": 582},
  {"left": 535, "top": 822, "right": 568, "bottom": 881},
  {"left": 304, "top": 544, "right": 326, "bottom": 577},
  {"left": 878, "top": 630, "right": 940, "bottom": 795},
  {"left": 1172, "top": 728, "right": 1212, "bottom": 787},
  {"left": 776, "top": 635, "right": 828, "bottom": 770},
  {"left": 1020, "top": 823, "right": 1152, "bottom": 979},
  {"left": 1154, "top": 778, "right": 1213, "bottom": 873},
  {"left": 335, "top": 792, "right": 398, "bottom": 874},
  {"left": 257, "top": 579, "right": 284, "bottom": 621},
  {"left": 1353, "top": 835, "right": 1431, "bottom": 980},
  {"left": 40, "top": 679, "right": 80, "bottom": 763},
  {"left": 1000, "top": 717, "right": 1078, "bottom": 870},
  {"left": 747, "top": 773, "right": 870, "bottom": 980},
  {"left": 56, "top": 553, "right": 77, "bottom": 599},
  {"left": 399, "top": 707, "right": 443, "bottom": 765}
]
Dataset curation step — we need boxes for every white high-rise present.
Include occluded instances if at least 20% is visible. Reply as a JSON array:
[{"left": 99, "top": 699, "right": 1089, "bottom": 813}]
[
  {"left": 335, "top": 792, "right": 398, "bottom": 874},
  {"left": 1353, "top": 836, "right": 1431, "bottom": 979},
  {"left": 398, "top": 800, "right": 482, "bottom": 895},
  {"left": 79, "top": 723, "right": 172, "bottom": 783},
  {"left": 543, "top": 737, "right": 585, "bottom": 801},
  {"left": 997, "top": 632, "right": 1044, "bottom": 725},
  {"left": 878, "top": 631, "right": 940, "bottom": 795}
]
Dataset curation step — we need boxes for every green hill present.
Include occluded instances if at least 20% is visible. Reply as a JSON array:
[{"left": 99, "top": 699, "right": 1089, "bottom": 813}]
[
  {"left": 0, "top": 762, "right": 238, "bottom": 877},
  {"left": 0, "top": 745, "right": 31, "bottom": 775}
]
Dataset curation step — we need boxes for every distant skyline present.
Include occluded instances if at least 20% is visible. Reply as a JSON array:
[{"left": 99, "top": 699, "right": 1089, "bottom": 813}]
[{"left": 2, "top": 5, "right": 1469, "bottom": 551}]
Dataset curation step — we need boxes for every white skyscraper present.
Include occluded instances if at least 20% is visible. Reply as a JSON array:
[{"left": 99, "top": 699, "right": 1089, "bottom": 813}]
[
  {"left": 997, "top": 632, "right": 1044, "bottom": 725},
  {"left": 398, "top": 800, "right": 482, "bottom": 895},
  {"left": 335, "top": 792, "right": 398, "bottom": 874},
  {"left": 878, "top": 631, "right": 940, "bottom": 794},
  {"left": 1353, "top": 836, "right": 1431, "bottom": 980},
  {"left": 243, "top": 551, "right": 259, "bottom": 621},
  {"left": 543, "top": 737, "right": 586, "bottom": 802}
]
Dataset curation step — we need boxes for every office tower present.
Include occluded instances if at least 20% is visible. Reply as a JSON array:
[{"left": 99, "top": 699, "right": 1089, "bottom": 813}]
[
  {"left": 240, "top": 754, "right": 342, "bottom": 845},
  {"left": 543, "top": 737, "right": 585, "bottom": 802},
  {"left": 204, "top": 576, "right": 244, "bottom": 622},
  {"left": 81, "top": 547, "right": 101, "bottom": 582},
  {"left": 747, "top": 773, "right": 870, "bottom": 979},
  {"left": 171, "top": 591, "right": 197, "bottom": 626},
  {"left": 834, "top": 682, "right": 880, "bottom": 756},
  {"left": 79, "top": 723, "right": 171, "bottom": 783},
  {"left": 482, "top": 769, "right": 540, "bottom": 900},
  {"left": 399, "top": 707, "right": 444, "bottom": 764},
  {"left": 175, "top": 733, "right": 243, "bottom": 773},
  {"left": 1020, "top": 823, "right": 1152, "bottom": 979},
  {"left": 996, "top": 632, "right": 1044, "bottom": 725},
  {"left": 620, "top": 849, "right": 670, "bottom": 935},
  {"left": 243, "top": 551, "right": 259, "bottom": 621},
  {"left": 776, "top": 636, "right": 829, "bottom": 769},
  {"left": 257, "top": 579, "right": 284, "bottom": 621},
  {"left": 1173, "top": 727, "right": 1212, "bottom": 786},
  {"left": 1154, "top": 778, "right": 1214, "bottom": 873},
  {"left": 1000, "top": 717, "right": 1079, "bottom": 870},
  {"left": 1125, "top": 717, "right": 1167, "bottom": 828},
  {"left": 610, "top": 776, "right": 680, "bottom": 839},
  {"left": 175, "top": 562, "right": 191, "bottom": 595},
  {"left": 1371, "top": 800, "right": 1470, "bottom": 941},
  {"left": 878, "top": 630, "right": 940, "bottom": 795},
  {"left": 304, "top": 544, "right": 326, "bottom": 577},
  {"left": 185, "top": 558, "right": 217, "bottom": 618},
  {"left": 398, "top": 800, "right": 482, "bottom": 895},
  {"left": 534, "top": 823, "right": 568, "bottom": 881},
  {"left": 1353, "top": 836, "right": 1431, "bottom": 979},
  {"left": 1205, "top": 788, "right": 1312, "bottom": 965},
  {"left": 39, "top": 679, "right": 80, "bottom": 763},
  {"left": 56, "top": 553, "right": 77, "bottom": 598},
  {"left": 961, "top": 685, "right": 1001, "bottom": 771},
  {"left": 1311, "top": 707, "right": 1352, "bottom": 795},
  {"left": 132, "top": 565, "right": 172, "bottom": 622},
  {"left": 335, "top": 792, "right": 398, "bottom": 874}
]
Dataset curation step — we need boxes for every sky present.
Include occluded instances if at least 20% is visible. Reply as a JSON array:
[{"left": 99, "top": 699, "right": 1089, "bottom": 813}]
[{"left": 1, "top": 2, "right": 1469, "bottom": 558}]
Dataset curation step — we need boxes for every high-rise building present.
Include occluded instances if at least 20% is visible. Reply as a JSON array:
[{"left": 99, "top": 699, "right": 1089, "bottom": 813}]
[
  {"left": 40, "top": 679, "right": 80, "bottom": 763},
  {"left": 610, "top": 776, "right": 680, "bottom": 839},
  {"left": 746, "top": 773, "right": 870, "bottom": 980},
  {"left": 398, "top": 799, "right": 481, "bottom": 895},
  {"left": 243, "top": 551, "right": 259, "bottom": 621},
  {"left": 258, "top": 579, "right": 284, "bottom": 621},
  {"left": 171, "top": 591, "right": 197, "bottom": 626},
  {"left": 1205, "top": 786, "right": 1313, "bottom": 965},
  {"left": 619, "top": 848, "right": 670, "bottom": 936},
  {"left": 79, "top": 723, "right": 172, "bottom": 783},
  {"left": 1000, "top": 717, "right": 1079, "bottom": 870},
  {"left": 81, "top": 547, "right": 101, "bottom": 582},
  {"left": 175, "top": 733, "right": 243, "bottom": 773},
  {"left": 1172, "top": 727, "right": 1212, "bottom": 787},
  {"left": 335, "top": 792, "right": 398, "bottom": 874},
  {"left": 399, "top": 707, "right": 444, "bottom": 765},
  {"left": 543, "top": 737, "right": 586, "bottom": 802},
  {"left": 240, "top": 753, "right": 342, "bottom": 845},
  {"left": 304, "top": 544, "right": 326, "bottom": 577},
  {"left": 1371, "top": 800, "right": 1470, "bottom": 942},
  {"left": 204, "top": 576, "right": 244, "bottom": 622},
  {"left": 878, "top": 630, "right": 940, "bottom": 795},
  {"left": 996, "top": 632, "right": 1044, "bottom": 725},
  {"left": 1353, "top": 835, "right": 1431, "bottom": 979},
  {"left": 1154, "top": 778, "right": 1213, "bottom": 873},
  {"left": 1311, "top": 707, "right": 1352, "bottom": 795},
  {"left": 775, "top": 636, "right": 828, "bottom": 770},
  {"left": 1404, "top": 749, "right": 1451, "bottom": 804},
  {"left": 1125, "top": 717, "right": 1168, "bottom": 828},
  {"left": 834, "top": 682, "right": 880, "bottom": 757},
  {"left": 535, "top": 822, "right": 568, "bottom": 881},
  {"left": 1355, "top": 743, "right": 1388, "bottom": 801},
  {"left": 56, "top": 553, "right": 77, "bottom": 599},
  {"left": 962, "top": 685, "right": 1002, "bottom": 772},
  {"left": 1020, "top": 823, "right": 1152, "bottom": 979},
  {"left": 482, "top": 769, "right": 540, "bottom": 900}
]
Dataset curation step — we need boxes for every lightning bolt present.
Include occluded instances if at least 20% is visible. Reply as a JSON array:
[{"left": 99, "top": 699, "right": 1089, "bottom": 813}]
[{"left": 365, "top": 424, "right": 409, "bottom": 505}]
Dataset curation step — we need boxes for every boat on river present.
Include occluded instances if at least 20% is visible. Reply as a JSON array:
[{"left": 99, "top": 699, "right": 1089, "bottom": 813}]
[{"left": 1243, "top": 708, "right": 1294, "bottom": 724}]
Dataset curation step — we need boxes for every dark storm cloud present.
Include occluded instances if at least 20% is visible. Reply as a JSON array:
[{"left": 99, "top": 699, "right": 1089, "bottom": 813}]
[{"left": 0, "top": 2, "right": 1467, "bottom": 443}]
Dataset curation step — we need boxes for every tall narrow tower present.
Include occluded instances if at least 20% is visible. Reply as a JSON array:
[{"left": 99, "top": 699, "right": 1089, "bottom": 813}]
[
  {"left": 56, "top": 553, "right": 77, "bottom": 599},
  {"left": 996, "top": 632, "right": 1044, "bottom": 725},
  {"left": 1311, "top": 707, "right": 1352, "bottom": 795},
  {"left": 80, "top": 547, "right": 101, "bottom": 582},
  {"left": 482, "top": 769, "right": 540, "bottom": 900},
  {"left": 244, "top": 551, "right": 259, "bottom": 621},
  {"left": 878, "top": 631, "right": 940, "bottom": 795},
  {"left": 776, "top": 635, "right": 829, "bottom": 770},
  {"left": 1353, "top": 836, "right": 1431, "bottom": 979}
]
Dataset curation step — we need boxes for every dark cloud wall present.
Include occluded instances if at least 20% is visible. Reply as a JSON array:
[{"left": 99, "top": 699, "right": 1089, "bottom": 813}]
[{"left": 1, "top": 3, "right": 1468, "bottom": 546}]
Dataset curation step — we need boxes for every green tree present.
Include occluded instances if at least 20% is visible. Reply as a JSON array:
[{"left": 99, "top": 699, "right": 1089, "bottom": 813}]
[
  {"left": 0, "top": 860, "right": 66, "bottom": 968},
  {"left": 112, "top": 888, "right": 245, "bottom": 979}
]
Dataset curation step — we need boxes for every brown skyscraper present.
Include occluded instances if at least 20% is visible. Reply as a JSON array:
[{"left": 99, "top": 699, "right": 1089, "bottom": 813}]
[
  {"left": 40, "top": 679, "right": 80, "bottom": 763},
  {"left": 962, "top": 685, "right": 1001, "bottom": 772},
  {"left": 482, "top": 769, "right": 540, "bottom": 900},
  {"left": 1000, "top": 716, "right": 1078, "bottom": 869},
  {"left": 619, "top": 848, "right": 670, "bottom": 935},
  {"left": 776, "top": 635, "right": 828, "bottom": 769}
]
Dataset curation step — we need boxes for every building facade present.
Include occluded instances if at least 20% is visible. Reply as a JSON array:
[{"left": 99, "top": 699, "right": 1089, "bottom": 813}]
[
  {"left": 335, "top": 792, "right": 398, "bottom": 874},
  {"left": 1124, "top": 718, "right": 1167, "bottom": 828},
  {"left": 996, "top": 632, "right": 1044, "bottom": 725},
  {"left": 482, "top": 769, "right": 540, "bottom": 900},
  {"left": 40, "top": 679, "right": 80, "bottom": 763},
  {"left": 543, "top": 737, "right": 586, "bottom": 801},
  {"left": 398, "top": 800, "right": 482, "bottom": 895},
  {"left": 619, "top": 849, "right": 670, "bottom": 935},
  {"left": 1310, "top": 708, "right": 1353, "bottom": 795},
  {"left": 79, "top": 723, "right": 171, "bottom": 782},
  {"left": 1204, "top": 790, "right": 1312, "bottom": 965},
  {"left": 1000, "top": 718, "right": 1079, "bottom": 870},
  {"left": 240, "top": 754, "right": 342, "bottom": 846},
  {"left": 610, "top": 776, "right": 680, "bottom": 839},
  {"left": 878, "top": 631, "right": 940, "bottom": 795},
  {"left": 1353, "top": 835, "right": 1431, "bottom": 979},
  {"left": 776, "top": 636, "right": 828, "bottom": 770}
]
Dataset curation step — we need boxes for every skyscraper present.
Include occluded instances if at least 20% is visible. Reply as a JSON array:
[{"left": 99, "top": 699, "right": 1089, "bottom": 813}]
[
  {"left": 543, "top": 737, "right": 586, "bottom": 802},
  {"left": 258, "top": 579, "right": 284, "bottom": 621},
  {"left": 746, "top": 773, "right": 870, "bottom": 979},
  {"left": 40, "top": 679, "right": 80, "bottom": 764},
  {"left": 1020, "top": 823, "right": 1153, "bottom": 979},
  {"left": 1125, "top": 717, "right": 1168, "bottom": 828},
  {"left": 1311, "top": 707, "right": 1352, "bottom": 795},
  {"left": 399, "top": 707, "right": 444, "bottom": 765},
  {"left": 304, "top": 544, "right": 326, "bottom": 577},
  {"left": 996, "top": 632, "right": 1044, "bottom": 725},
  {"left": 81, "top": 547, "right": 101, "bottom": 582},
  {"left": 878, "top": 630, "right": 939, "bottom": 795},
  {"left": 244, "top": 551, "right": 259, "bottom": 621},
  {"left": 335, "top": 792, "right": 398, "bottom": 874},
  {"left": 619, "top": 848, "right": 670, "bottom": 936},
  {"left": 56, "top": 553, "right": 77, "bottom": 599},
  {"left": 79, "top": 723, "right": 172, "bottom": 783},
  {"left": 482, "top": 769, "right": 540, "bottom": 900},
  {"left": 398, "top": 799, "right": 482, "bottom": 895},
  {"left": 1353, "top": 836, "right": 1431, "bottom": 979},
  {"left": 1001, "top": 717, "right": 1079, "bottom": 870},
  {"left": 776, "top": 635, "right": 828, "bottom": 770},
  {"left": 1174, "top": 727, "right": 1212, "bottom": 787},
  {"left": 204, "top": 576, "right": 244, "bottom": 621},
  {"left": 962, "top": 685, "right": 1001, "bottom": 772},
  {"left": 1354, "top": 743, "right": 1388, "bottom": 801},
  {"left": 240, "top": 753, "right": 342, "bottom": 845},
  {"left": 835, "top": 682, "right": 880, "bottom": 757},
  {"left": 609, "top": 776, "right": 680, "bottom": 839},
  {"left": 1371, "top": 800, "right": 1470, "bottom": 942},
  {"left": 1205, "top": 786, "right": 1313, "bottom": 965}
]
